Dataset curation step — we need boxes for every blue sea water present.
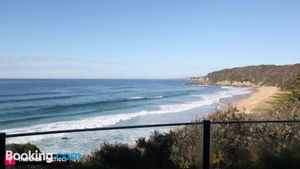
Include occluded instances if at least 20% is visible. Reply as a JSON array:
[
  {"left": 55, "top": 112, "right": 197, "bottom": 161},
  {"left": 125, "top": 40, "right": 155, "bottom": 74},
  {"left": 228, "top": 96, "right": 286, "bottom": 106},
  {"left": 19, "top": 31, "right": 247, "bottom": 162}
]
[{"left": 0, "top": 79, "right": 252, "bottom": 153}]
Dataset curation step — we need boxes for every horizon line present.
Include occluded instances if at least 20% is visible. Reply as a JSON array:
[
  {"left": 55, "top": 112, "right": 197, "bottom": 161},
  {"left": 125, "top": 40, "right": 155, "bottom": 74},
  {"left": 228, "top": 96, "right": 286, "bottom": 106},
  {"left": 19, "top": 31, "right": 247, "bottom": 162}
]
[{"left": 0, "top": 78, "right": 187, "bottom": 80}]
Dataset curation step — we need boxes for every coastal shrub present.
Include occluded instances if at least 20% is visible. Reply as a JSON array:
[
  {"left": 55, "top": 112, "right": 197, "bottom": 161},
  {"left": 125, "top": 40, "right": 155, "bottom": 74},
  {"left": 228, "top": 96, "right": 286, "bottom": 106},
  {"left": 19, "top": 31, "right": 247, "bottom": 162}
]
[
  {"left": 136, "top": 131, "right": 179, "bottom": 169},
  {"left": 166, "top": 99, "right": 299, "bottom": 169},
  {"left": 171, "top": 123, "right": 202, "bottom": 169},
  {"left": 6, "top": 143, "right": 41, "bottom": 154},
  {"left": 210, "top": 101, "right": 300, "bottom": 169},
  {"left": 72, "top": 131, "right": 180, "bottom": 169},
  {"left": 87, "top": 143, "right": 144, "bottom": 169}
]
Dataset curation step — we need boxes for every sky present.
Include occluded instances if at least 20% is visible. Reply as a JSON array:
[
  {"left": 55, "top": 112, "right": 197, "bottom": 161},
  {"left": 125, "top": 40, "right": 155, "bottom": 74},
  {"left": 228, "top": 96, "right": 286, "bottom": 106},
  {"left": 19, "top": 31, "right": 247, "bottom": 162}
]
[{"left": 0, "top": 0, "right": 299, "bottom": 79}]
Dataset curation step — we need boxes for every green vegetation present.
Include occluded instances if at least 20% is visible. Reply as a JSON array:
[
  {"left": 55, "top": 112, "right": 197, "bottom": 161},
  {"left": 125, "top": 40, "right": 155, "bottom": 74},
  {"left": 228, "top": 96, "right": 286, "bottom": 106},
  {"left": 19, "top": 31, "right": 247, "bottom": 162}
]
[
  {"left": 192, "top": 64, "right": 300, "bottom": 89},
  {"left": 209, "top": 102, "right": 300, "bottom": 169},
  {"left": 77, "top": 131, "right": 180, "bottom": 169}
]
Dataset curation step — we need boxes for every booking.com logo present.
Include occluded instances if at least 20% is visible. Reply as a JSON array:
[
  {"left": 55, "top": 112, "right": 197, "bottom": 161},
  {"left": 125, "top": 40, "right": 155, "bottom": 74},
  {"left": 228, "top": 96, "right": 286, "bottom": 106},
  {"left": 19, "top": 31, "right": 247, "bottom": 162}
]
[{"left": 5, "top": 150, "right": 82, "bottom": 166}]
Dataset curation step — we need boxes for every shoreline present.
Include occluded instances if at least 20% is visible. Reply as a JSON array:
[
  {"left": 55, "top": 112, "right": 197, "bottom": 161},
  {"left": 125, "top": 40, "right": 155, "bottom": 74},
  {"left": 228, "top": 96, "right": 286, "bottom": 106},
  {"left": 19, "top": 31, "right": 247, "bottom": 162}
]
[
  {"left": 190, "top": 77, "right": 282, "bottom": 114},
  {"left": 229, "top": 86, "right": 281, "bottom": 113}
]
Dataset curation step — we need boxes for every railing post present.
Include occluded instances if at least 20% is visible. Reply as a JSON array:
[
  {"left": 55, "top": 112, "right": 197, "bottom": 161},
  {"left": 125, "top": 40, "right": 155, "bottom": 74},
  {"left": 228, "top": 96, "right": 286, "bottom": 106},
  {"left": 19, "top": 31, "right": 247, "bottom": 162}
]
[
  {"left": 0, "top": 132, "right": 6, "bottom": 169},
  {"left": 203, "top": 120, "right": 211, "bottom": 169}
]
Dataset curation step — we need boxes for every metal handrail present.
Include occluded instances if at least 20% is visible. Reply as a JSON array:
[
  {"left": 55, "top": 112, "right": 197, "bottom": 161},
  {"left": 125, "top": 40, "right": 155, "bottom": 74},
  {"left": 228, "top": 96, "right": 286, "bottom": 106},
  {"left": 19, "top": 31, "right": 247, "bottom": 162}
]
[
  {"left": 211, "top": 119, "right": 300, "bottom": 124},
  {"left": 4, "top": 119, "right": 300, "bottom": 138},
  {"left": 5, "top": 121, "right": 203, "bottom": 138}
]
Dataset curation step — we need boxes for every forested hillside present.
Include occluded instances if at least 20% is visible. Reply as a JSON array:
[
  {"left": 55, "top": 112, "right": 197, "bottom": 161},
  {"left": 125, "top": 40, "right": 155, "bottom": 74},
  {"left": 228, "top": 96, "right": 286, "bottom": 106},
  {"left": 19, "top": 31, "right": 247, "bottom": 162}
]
[{"left": 191, "top": 64, "right": 300, "bottom": 89}]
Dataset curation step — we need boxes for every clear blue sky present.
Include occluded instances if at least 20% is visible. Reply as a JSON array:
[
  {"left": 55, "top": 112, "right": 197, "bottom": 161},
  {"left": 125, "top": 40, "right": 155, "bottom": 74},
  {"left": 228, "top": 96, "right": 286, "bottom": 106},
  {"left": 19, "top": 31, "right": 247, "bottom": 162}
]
[{"left": 0, "top": 0, "right": 299, "bottom": 79}]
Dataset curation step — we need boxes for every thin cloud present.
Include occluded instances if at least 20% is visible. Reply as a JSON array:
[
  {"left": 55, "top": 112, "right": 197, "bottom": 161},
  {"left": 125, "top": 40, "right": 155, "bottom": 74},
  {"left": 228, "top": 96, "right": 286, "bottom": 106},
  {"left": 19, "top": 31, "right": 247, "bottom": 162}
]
[{"left": 0, "top": 54, "right": 120, "bottom": 66}]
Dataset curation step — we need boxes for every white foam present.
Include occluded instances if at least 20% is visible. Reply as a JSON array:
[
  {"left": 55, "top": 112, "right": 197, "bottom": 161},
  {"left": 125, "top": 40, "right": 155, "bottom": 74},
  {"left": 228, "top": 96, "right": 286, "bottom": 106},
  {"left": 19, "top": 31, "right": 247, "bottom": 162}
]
[
  {"left": 192, "top": 87, "right": 252, "bottom": 99},
  {"left": 3, "top": 86, "right": 253, "bottom": 143},
  {"left": 149, "top": 96, "right": 163, "bottom": 99},
  {"left": 192, "top": 84, "right": 209, "bottom": 87},
  {"left": 221, "top": 86, "right": 232, "bottom": 89},
  {"left": 129, "top": 97, "right": 143, "bottom": 100},
  {"left": 129, "top": 96, "right": 163, "bottom": 100}
]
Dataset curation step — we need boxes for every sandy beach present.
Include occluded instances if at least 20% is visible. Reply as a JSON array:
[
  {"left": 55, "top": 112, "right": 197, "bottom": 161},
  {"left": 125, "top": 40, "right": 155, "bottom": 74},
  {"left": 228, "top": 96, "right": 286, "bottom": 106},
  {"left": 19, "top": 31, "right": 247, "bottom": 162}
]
[{"left": 231, "top": 86, "right": 281, "bottom": 113}]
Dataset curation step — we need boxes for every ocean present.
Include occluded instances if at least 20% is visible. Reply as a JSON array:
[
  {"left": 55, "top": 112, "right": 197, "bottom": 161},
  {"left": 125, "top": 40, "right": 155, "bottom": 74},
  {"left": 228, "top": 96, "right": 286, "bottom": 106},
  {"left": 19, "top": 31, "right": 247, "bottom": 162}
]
[{"left": 0, "top": 79, "right": 252, "bottom": 153}]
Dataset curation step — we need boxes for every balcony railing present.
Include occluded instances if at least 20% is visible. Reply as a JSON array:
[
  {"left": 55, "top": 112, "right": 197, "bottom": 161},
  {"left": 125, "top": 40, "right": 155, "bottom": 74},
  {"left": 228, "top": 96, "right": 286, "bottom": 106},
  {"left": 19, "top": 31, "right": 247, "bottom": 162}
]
[{"left": 1, "top": 120, "right": 300, "bottom": 169}]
